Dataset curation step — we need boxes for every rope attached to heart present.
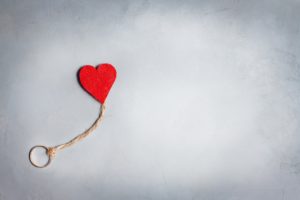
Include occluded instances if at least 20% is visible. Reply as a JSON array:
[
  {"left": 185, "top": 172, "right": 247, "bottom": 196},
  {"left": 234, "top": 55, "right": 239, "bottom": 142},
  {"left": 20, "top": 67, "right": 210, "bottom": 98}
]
[{"left": 29, "top": 63, "right": 117, "bottom": 168}]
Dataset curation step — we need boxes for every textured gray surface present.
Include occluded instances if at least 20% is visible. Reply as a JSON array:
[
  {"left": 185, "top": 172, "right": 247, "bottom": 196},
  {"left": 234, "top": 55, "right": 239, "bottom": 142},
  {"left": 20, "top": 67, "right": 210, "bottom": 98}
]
[{"left": 1, "top": 0, "right": 300, "bottom": 199}]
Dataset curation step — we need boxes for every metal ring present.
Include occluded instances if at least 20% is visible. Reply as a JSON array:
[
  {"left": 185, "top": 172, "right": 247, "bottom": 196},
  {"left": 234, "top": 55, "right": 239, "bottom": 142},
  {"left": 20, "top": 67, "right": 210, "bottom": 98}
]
[{"left": 29, "top": 145, "right": 52, "bottom": 168}]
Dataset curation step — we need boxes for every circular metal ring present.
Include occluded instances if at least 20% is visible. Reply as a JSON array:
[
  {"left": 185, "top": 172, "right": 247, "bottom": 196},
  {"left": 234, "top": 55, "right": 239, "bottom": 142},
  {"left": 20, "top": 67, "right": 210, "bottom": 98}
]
[{"left": 29, "top": 145, "right": 51, "bottom": 168}]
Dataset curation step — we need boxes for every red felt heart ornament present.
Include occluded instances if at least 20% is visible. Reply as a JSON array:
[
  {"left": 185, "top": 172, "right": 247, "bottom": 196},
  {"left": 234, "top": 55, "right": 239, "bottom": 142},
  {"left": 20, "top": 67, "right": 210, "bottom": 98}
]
[{"left": 79, "top": 63, "right": 117, "bottom": 104}]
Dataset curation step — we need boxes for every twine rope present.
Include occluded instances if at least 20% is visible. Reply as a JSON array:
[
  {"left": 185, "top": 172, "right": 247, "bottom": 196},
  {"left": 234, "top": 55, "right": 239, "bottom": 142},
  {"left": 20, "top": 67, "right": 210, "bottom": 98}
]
[{"left": 47, "top": 104, "right": 106, "bottom": 158}]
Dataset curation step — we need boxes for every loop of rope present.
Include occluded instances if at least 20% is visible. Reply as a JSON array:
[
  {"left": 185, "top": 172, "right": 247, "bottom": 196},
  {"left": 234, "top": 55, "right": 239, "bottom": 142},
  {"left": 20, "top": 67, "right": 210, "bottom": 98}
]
[{"left": 29, "top": 104, "right": 106, "bottom": 168}]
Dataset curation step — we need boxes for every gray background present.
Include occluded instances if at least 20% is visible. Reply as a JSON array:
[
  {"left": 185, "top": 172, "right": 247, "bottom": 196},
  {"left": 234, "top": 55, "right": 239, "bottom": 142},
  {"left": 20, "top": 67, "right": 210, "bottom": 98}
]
[{"left": 1, "top": 0, "right": 300, "bottom": 199}]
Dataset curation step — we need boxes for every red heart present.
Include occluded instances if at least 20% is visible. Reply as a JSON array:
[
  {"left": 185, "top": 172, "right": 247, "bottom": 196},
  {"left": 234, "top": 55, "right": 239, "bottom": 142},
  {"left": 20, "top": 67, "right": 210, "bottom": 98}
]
[{"left": 79, "top": 63, "right": 117, "bottom": 104}]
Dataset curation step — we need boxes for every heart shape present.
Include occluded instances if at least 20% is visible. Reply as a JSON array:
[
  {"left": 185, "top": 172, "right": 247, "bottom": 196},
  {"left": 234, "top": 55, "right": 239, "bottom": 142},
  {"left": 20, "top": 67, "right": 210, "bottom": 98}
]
[{"left": 79, "top": 63, "right": 117, "bottom": 104}]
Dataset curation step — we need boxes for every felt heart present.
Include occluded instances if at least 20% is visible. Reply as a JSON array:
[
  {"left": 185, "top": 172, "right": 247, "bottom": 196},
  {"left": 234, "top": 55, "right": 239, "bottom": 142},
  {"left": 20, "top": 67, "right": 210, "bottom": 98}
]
[{"left": 79, "top": 63, "right": 117, "bottom": 104}]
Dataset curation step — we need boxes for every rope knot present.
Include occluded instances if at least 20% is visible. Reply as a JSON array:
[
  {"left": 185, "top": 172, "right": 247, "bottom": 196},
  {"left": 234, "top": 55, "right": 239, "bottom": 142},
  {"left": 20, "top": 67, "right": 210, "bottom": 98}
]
[{"left": 47, "top": 147, "right": 57, "bottom": 158}]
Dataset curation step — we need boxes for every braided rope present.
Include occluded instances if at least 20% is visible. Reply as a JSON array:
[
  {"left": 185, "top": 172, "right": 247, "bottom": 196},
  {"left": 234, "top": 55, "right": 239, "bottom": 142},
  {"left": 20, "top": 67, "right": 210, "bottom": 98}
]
[{"left": 47, "top": 104, "right": 106, "bottom": 158}]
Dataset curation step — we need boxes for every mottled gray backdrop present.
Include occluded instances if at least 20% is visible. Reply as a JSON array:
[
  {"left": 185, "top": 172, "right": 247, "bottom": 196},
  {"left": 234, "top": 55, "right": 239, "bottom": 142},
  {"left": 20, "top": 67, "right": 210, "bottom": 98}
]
[{"left": 1, "top": 0, "right": 300, "bottom": 199}]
